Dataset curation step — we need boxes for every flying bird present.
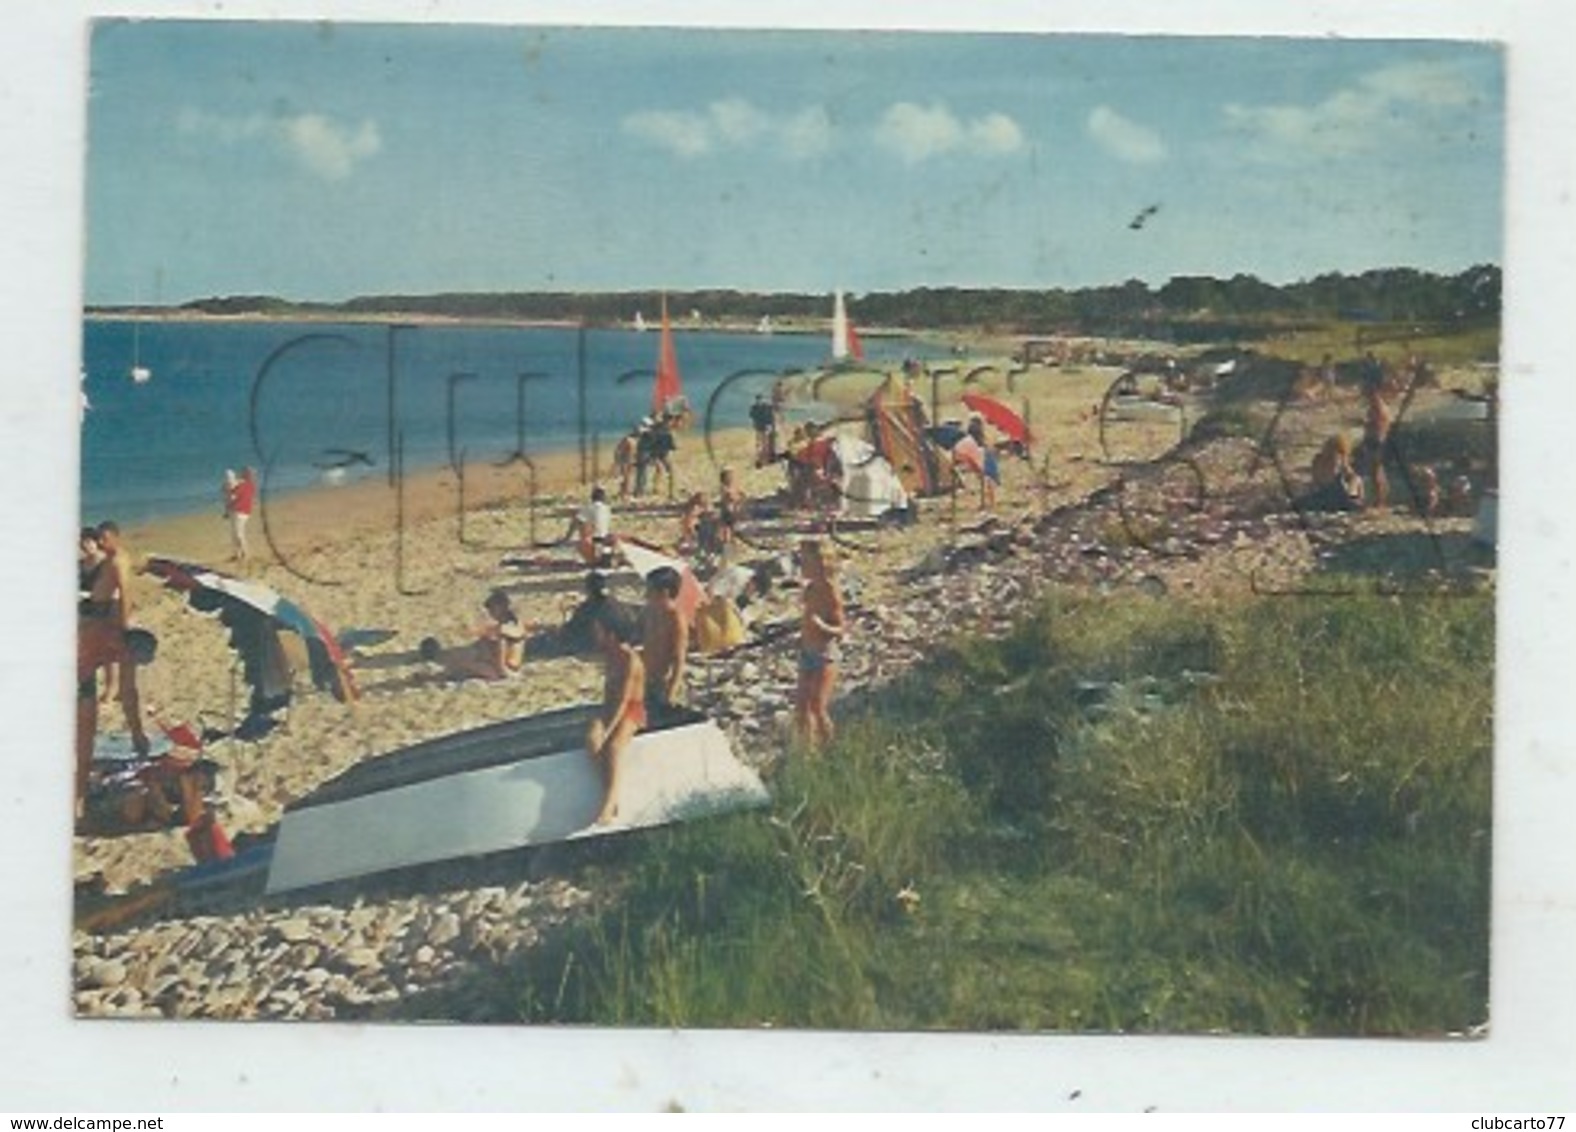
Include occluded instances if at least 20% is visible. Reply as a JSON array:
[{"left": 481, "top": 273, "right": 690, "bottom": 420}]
[{"left": 1128, "top": 203, "right": 1161, "bottom": 230}]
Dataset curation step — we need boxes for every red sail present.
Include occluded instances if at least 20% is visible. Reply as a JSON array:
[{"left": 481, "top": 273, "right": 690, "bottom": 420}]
[
  {"left": 652, "top": 296, "right": 684, "bottom": 414},
  {"left": 847, "top": 319, "right": 865, "bottom": 361}
]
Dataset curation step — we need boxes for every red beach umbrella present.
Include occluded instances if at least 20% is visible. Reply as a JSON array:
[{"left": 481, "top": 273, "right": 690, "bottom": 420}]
[{"left": 962, "top": 392, "right": 1033, "bottom": 447}]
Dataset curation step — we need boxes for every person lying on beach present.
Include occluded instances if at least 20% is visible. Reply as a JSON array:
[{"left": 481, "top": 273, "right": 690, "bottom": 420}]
[
  {"left": 418, "top": 589, "right": 527, "bottom": 680},
  {"left": 642, "top": 566, "right": 689, "bottom": 723},
  {"left": 794, "top": 538, "right": 846, "bottom": 751},
  {"left": 77, "top": 521, "right": 153, "bottom": 817},
  {"left": 586, "top": 605, "right": 646, "bottom": 827}
]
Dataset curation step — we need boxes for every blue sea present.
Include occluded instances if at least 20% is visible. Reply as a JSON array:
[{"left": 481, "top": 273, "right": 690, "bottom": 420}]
[{"left": 80, "top": 318, "right": 938, "bottom": 525}]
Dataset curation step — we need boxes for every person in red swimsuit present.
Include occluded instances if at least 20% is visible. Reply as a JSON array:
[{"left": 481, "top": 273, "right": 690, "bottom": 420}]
[
  {"left": 227, "top": 467, "right": 257, "bottom": 562},
  {"left": 586, "top": 605, "right": 647, "bottom": 826}
]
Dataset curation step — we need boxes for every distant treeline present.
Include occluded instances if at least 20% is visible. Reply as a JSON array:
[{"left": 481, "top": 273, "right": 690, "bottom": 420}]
[{"left": 161, "top": 264, "right": 1499, "bottom": 338}]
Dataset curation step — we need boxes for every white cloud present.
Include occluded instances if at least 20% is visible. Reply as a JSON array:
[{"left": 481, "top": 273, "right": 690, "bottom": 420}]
[
  {"left": 876, "top": 101, "right": 1025, "bottom": 164},
  {"left": 1224, "top": 59, "right": 1482, "bottom": 161},
  {"left": 877, "top": 102, "right": 964, "bottom": 164},
  {"left": 623, "top": 98, "right": 835, "bottom": 161},
  {"left": 971, "top": 112, "right": 1025, "bottom": 155},
  {"left": 176, "top": 106, "right": 381, "bottom": 180},
  {"left": 623, "top": 109, "right": 714, "bottom": 157},
  {"left": 177, "top": 107, "right": 269, "bottom": 144},
  {"left": 708, "top": 98, "right": 769, "bottom": 144},
  {"left": 781, "top": 106, "right": 834, "bottom": 159},
  {"left": 1360, "top": 59, "right": 1476, "bottom": 107},
  {"left": 1086, "top": 105, "right": 1166, "bottom": 164},
  {"left": 282, "top": 114, "right": 381, "bottom": 181}
]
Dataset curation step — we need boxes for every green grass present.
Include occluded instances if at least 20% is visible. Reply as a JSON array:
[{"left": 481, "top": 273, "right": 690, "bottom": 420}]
[
  {"left": 504, "top": 589, "right": 1493, "bottom": 1035},
  {"left": 1258, "top": 320, "right": 1499, "bottom": 368}
]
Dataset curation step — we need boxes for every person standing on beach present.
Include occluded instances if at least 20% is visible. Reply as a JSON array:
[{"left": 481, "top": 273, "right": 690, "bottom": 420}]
[
  {"left": 613, "top": 430, "right": 639, "bottom": 500},
  {"left": 76, "top": 521, "right": 152, "bottom": 816},
  {"left": 226, "top": 467, "right": 256, "bottom": 561},
  {"left": 1359, "top": 383, "right": 1393, "bottom": 511},
  {"left": 642, "top": 566, "right": 689, "bottom": 724},
  {"left": 648, "top": 416, "right": 678, "bottom": 500},
  {"left": 570, "top": 486, "right": 613, "bottom": 566},
  {"left": 794, "top": 538, "right": 845, "bottom": 751},
  {"left": 78, "top": 527, "right": 119, "bottom": 705},
  {"left": 751, "top": 394, "right": 777, "bottom": 467},
  {"left": 586, "top": 606, "right": 646, "bottom": 827}
]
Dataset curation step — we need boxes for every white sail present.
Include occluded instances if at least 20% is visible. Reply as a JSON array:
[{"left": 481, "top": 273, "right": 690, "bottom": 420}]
[
  {"left": 633, "top": 311, "right": 648, "bottom": 333},
  {"left": 758, "top": 314, "right": 773, "bottom": 335},
  {"left": 831, "top": 289, "right": 850, "bottom": 360}
]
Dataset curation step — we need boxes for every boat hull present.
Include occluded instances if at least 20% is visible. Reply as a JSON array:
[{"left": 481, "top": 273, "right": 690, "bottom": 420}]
[{"left": 265, "top": 706, "right": 768, "bottom": 894}]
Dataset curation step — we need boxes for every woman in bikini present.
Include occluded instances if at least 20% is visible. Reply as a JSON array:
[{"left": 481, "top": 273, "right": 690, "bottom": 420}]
[
  {"left": 794, "top": 538, "right": 846, "bottom": 751},
  {"left": 586, "top": 605, "right": 647, "bottom": 826}
]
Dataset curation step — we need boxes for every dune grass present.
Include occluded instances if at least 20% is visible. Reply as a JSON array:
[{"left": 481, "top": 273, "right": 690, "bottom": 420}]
[{"left": 508, "top": 588, "right": 1493, "bottom": 1035}]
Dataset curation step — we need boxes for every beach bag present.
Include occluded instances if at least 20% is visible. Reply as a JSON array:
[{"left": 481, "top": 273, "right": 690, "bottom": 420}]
[{"left": 693, "top": 596, "right": 746, "bottom": 654}]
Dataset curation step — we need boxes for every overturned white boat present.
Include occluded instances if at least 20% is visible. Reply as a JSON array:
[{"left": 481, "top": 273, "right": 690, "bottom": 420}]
[{"left": 265, "top": 704, "right": 768, "bottom": 895}]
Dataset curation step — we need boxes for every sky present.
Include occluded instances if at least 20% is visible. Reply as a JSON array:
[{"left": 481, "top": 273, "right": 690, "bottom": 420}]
[{"left": 82, "top": 23, "right": 1504, "bottom": 306}]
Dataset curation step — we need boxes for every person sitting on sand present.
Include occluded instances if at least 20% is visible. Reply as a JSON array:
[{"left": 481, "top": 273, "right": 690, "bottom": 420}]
[
  {"left": 1448, "top": 472, "right": 1474, "bottom": 517},
  {"left": 419, "top": 589, "right": 527, "bottom": 680},
  {"left": 794, "top": 538, "right": 845, "bottom": 751},
  {"left": 569, "top": 486, "right": 614, "bottom": 566},
  {"left": 707, "top": 561, "right": 773, "bottom": 625},
  {"left": 558, "top": 571, "right": 642, "bottom": 655},
  {"left": 677, "top": 491, "right": 708, "bottom": 555},
  {"left": 77, "top": 521, "right": 152, "bottom": 817},
  {"left": 1302, "top": 435, "right": 1364, "bottom": 512},
  {"left": 586, "top": 604, "right": 646, "bottom": 827},
  {"left": 1413, "top": 464, "right": 1441, "bottom": 518},
  {"left": 716, "top": 467, "right": 745, "bottom": 554},
  {"left": 641, "top": 566, "right": 689, "bottom": 724}
]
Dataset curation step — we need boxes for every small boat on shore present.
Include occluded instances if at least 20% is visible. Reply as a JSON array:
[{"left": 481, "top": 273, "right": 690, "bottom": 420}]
[{"left": 265, "top": 704, "right": 768, "bottom": 895}]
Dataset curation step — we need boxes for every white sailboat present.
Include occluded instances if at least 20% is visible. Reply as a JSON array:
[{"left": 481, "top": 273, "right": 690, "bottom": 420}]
[
  {"left": 830, "top": 289, "right": 864, "bottom": 362},
  {"left": 129, "top": 315, "right": 152, "bottom": 384},
  {"left": 633, "top": 310, "right": 648, "bottom": 333},
  {"left": 758, "top": 314, "right": 774, "bottom": 335}
]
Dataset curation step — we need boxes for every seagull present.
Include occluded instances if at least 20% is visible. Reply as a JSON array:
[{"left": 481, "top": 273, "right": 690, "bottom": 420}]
[{"left": 1128, "top": 203, "right": 1161, "bottom": 230}]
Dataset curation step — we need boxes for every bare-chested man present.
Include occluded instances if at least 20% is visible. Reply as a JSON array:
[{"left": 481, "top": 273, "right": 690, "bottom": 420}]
[
  {"left": 641, "top": 566, "right": 688, "bottom": 724},
  {"left": 76, "top": 521, "right": 151, "bottom": 816},
  {"left": 1360, "top": 384, "right": 1394, "bottom": 510},
  {"left": 794, "top": 538, "right": 846, "bottom": 750}
]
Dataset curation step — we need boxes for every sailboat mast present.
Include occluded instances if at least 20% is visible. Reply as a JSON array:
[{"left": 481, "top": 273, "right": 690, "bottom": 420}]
[{"left": 831, "top": 289, "right": 849, "bottom": 361}]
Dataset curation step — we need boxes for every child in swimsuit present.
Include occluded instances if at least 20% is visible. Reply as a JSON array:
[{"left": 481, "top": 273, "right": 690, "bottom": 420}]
[
  {"left": 794, "top": 538, "right": 846, "bottom": 750},
  {"left": 586, "top": 605, "right": 646, "bottom": 826}
]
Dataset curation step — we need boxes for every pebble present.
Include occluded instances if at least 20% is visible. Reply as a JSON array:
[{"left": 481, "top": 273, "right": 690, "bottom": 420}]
[{"left": 75, "top": 431, "right": 1449, "bottom": 1019}]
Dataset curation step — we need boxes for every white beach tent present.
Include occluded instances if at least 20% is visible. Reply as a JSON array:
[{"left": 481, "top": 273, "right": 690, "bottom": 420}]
[{"left": 831, "top": 434, "right": 907, "bottom": 519}]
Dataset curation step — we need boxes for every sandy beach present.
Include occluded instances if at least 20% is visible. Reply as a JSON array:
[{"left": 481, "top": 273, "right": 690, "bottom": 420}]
[{"left": 72, "top": 352, "right": 1494, "bottom": 1018}]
